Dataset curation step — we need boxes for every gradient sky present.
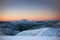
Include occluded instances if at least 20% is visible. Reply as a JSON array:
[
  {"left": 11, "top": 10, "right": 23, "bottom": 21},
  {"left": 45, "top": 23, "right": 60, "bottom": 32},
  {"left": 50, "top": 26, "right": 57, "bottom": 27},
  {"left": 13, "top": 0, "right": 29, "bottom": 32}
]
[{"left": 0, "top": 0, "right": 60, "bottom": 21}]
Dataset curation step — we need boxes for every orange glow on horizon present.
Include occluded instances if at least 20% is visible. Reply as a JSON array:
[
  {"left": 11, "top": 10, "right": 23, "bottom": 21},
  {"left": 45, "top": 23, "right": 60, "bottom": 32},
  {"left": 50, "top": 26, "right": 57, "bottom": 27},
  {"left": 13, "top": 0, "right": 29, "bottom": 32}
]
[
  {"left": 0, "top": 11, "right": 60, "bottom": 21},
  {"left": 0, "top": 14, "right": 60, "bottom": 21}
]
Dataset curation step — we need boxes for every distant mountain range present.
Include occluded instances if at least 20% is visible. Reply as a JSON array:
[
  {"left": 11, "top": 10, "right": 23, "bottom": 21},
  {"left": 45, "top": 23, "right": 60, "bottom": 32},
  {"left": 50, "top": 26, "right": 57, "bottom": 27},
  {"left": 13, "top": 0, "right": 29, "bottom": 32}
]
[{"left": 0, "top": 20, "right": 60, "bottom": 36}]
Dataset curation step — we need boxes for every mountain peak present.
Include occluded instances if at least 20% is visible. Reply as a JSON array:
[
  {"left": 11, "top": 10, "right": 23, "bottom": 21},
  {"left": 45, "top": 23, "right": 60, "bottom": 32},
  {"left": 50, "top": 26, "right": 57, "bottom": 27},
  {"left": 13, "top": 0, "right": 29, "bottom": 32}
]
[
  {"left": 19, "top": 19, "right": 31, "bottom": 23},
  {"left": 20, "top": 19, "right": 28, "bottom": 21}
]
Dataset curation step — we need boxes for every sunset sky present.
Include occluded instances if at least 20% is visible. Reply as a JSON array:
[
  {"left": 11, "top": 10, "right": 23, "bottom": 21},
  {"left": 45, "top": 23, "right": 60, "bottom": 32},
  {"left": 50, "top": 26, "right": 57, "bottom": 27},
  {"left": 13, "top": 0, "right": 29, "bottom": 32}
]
[{"left": 0, "top": 0, "right": 60, "bottom": 21}]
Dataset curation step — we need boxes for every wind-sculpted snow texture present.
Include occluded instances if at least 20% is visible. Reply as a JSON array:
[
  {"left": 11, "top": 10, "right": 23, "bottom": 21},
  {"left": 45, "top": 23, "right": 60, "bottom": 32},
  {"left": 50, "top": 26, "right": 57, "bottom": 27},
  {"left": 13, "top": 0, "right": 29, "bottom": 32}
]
[
  {"left": 16, "top": 28, "right": 60, "bottom": 37},
  {"left": 0, "top": 20, "right": 60, "bottom": 36}
]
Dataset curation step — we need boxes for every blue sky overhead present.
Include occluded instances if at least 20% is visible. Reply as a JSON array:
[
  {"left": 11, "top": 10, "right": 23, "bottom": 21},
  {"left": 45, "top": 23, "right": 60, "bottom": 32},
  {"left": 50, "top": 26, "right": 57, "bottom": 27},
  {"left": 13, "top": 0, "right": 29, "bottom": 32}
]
[{"left": 0, "top": 0, "right": 59, "bottom": 21}]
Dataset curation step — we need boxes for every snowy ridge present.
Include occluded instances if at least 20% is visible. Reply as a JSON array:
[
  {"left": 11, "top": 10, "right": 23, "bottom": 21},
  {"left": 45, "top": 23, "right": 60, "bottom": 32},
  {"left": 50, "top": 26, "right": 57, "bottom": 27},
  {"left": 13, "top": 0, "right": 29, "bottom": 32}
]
[{"left": 0, "top": 20, "right": 60, "bottom": 36}]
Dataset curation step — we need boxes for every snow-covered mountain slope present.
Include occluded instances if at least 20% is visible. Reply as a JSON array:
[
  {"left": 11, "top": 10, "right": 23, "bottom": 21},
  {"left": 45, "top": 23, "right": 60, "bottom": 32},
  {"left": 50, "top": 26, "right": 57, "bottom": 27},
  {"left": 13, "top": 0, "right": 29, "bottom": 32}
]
[
  {"left": 0, "top": 20, "right": 60, "bottom": 36},
  {"left": 16, "top": 28, "right": 60, "bottom": 37}
]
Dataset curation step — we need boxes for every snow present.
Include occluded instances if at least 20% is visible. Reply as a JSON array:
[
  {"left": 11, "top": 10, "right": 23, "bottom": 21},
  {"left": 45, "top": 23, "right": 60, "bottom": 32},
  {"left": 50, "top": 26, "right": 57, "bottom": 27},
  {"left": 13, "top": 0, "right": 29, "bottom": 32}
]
[
  {"left": 0, "top": 36, "right": 60, "bottom": 40},
  {"left": 16, "top": 28, "right": 60, "bottom": 37}
]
